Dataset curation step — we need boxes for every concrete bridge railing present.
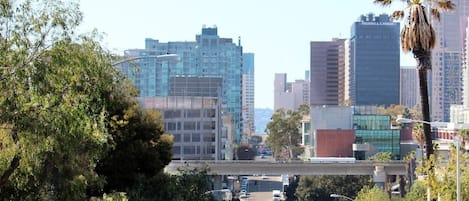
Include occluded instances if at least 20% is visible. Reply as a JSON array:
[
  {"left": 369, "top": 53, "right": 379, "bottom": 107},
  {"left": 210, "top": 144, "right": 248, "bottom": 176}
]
[{"left": 165, "top": 160, "right": 407, "bottom": 176}]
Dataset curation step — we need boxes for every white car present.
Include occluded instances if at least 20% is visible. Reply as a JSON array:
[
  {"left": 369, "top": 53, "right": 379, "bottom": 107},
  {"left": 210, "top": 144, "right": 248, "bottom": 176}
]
[
  {"left": 239, "top": 192, "right": 248, "bottom": 198},
  {"left": 272, "top": 190, "right": 281, "bottom": 201}
]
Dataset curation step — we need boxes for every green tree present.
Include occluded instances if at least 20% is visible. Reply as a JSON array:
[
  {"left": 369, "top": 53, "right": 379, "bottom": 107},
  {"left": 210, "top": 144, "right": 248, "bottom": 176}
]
[
  {"left": 124, "top": 168, "right": 215, "bottom": 201},
  {"left": 377, "top": 104, "right": 408, "bottom": 126},
  {"left": 295, "top": 175, "right": 371, "bottom": 201},
  {"left": 0, "top": 0, "right": 132, "bottom": 199},
  {"left": 404, "top": 181, "right": 427, "bottom": 201},
  {"left": 374, "top": 0, "right": 455, "bottom": 160},
  {"left": 423, "top": 146, "right": 469, "bottom": 201},
  {"left": 0, "top": 0, "right": 83, "bottom": 190},
  {"left": 0, "top": 38, "right": 117, "bottom": 200},
  {"left": 355, "top": 186, "right": 390, "bottom": 201},
  {"left": 285, "top": 176, "right": 299, "bottom": 201},
  {"left": 94, "top": 80, "right": 173, "bottom": 194},
  {"left": 297, "top": 104, "right": 310, "bottom": 116},
  {"left": 369, "top": 152, "right": 394, "bottom": 161},
  {"left": 412, "top": 123, "right": 425, "bottom": 157},
  {"left": 265, "top": 108, "right": 303, "bottom": 160}
]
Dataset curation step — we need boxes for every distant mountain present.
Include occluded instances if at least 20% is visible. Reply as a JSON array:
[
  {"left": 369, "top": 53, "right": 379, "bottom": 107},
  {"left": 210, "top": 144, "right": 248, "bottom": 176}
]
[{"left": 254, "top": 108, "right": 273, "bottom": 134}]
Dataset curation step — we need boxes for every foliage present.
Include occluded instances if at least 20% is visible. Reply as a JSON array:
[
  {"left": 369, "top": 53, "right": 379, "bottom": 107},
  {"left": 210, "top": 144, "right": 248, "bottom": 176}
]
[
  {"left": 377, "top": 104, "right": 408, "bottom": 126},
  {"left": 412, "top": 123, "right": 425, "bottom": 157},
  {"left": 124, "top": 168, "right": 215, "bottom": 201},
  {"left": 285, "top": 175, "right": 299, "bottom": 201},
  {"left": 408, "top": 148, "right": 469, "bottom": 201},
  {"left": 297, "top": 104, "right": 310, "bottom": 116},
  {"left": 0, "top": 0, "right": 84, "bottom": 191},
  {"left": 369, "top": 152, "right": 394, "bottom": 161},
  {"left": 459, "top": 129, "right": 469, "bottom": 137},
  {"left": 265, "top": 108, "right": 304, "bottom": 160},
  {"left": 429, "top": 147, "right": 469, "bottom": 201},
  {"left": 355, "top": 186, "right": 390, "bottom": 201},
  {"left": 90, "top": 192, "right": 129, "bottom": 201},
  {"left": 404, "top": 181, "right": 427, "bottom": 201},
  {"left": 94, "top": 80, "right": 173, "bottom": 193},
  {"left": 0, "top": 37, "right": 118, "bottom": 200},
  {"left": 295, "top": 175, "right": 371, "bottom": 201}
]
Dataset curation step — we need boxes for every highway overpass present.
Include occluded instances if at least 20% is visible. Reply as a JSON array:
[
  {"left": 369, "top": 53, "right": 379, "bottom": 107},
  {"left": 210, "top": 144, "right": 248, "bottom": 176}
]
[{"left": 166, "top": 160, "right": 407, "bottom": 176}]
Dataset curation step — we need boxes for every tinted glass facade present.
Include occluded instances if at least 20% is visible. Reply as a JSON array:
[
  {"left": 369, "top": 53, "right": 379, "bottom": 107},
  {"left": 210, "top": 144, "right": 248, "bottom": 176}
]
[
  {"left": 350, "top": 14, "right": 400, "bottom": 106},
  {"left": 353, "top": 115, "right": 400, "bottom": 159}
]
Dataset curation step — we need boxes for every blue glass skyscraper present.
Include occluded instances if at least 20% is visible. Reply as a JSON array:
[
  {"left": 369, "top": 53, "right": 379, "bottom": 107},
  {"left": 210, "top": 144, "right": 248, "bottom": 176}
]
[
  {"left": 119, "top": 26, "right": 244, "bottom": 143},
  {"left": 349, "top": 14, "right": 400, "bottom": 106}
]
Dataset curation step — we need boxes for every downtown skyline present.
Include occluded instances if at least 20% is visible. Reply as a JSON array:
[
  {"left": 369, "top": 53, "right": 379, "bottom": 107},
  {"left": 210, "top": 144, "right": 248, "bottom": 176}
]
[{"left": 79, "top": 0, "right": 415, "bottom": 109}]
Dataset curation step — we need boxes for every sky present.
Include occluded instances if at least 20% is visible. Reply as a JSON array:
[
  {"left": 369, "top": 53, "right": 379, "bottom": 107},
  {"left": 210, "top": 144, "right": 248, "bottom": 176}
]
[{"left": 79, "top": 0, "right": 414, "bottom": 109}]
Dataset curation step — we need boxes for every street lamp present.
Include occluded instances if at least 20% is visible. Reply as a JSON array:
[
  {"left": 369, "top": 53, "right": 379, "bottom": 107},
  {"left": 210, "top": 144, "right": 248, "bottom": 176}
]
[
  {"left": 396, "top": 117, "right": 461, "bottom": 201},
  {"left": 111, "top": 53, "right": 180, "bottom": 66},
  {"left": 330, "top": 194, "right": 354, "bottom": 201},
  {"left": 396, "top": 117, "right": 431, "bottom": 125}
]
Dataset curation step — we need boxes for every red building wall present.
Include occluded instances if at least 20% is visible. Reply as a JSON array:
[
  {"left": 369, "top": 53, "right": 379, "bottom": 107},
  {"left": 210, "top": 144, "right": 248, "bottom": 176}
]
[
  {"left": 400, "top": 127, "right": 413, "bottom": 141},
  {"left": 316, "top": 129, "right": 355, "bottom": 157}
]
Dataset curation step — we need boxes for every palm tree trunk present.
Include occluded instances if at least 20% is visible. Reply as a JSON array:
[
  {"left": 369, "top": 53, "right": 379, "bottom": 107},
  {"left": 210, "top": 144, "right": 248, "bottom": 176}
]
[{"left": 414, "top": 49, "right": 434, "bottom": 159}]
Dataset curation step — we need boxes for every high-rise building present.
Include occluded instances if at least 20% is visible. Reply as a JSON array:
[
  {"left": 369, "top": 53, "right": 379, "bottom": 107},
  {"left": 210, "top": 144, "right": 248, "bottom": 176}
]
[
  {"left": 431, "top": 0, "right": 469, "bottom": 121},
  {"left": 119, "top": 26, "right": 244, "bottom": 143},
  {"left": 139, "top": 96, "right": 223, "bottom": 160},
  {"left": 242, "top": 53, "right": 255, "bottom": 137},
  {"left": 349, "top": 13, "right": 400, "bottom": 106},
  {"left": 400, "top": 66, "right": 419, "bottom": 108},
  {"left": 310, "top": 38, "right": 346, "bottom": 106},
  {"left": 274, "top": 72, "right": 310, "bottom": 111}
]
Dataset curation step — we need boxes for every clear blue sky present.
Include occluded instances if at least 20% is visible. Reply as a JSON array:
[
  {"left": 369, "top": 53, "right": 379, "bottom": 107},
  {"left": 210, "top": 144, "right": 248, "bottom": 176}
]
[{"left": 79, "top": 0, "right": 414, "bottom": 109}]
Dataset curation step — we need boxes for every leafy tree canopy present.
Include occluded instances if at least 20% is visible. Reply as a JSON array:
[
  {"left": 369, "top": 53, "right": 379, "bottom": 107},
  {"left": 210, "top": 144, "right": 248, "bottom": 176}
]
[
  {"left": 265, "top": 108, "right": 304, "bottom": 160},
  {"left": 355, "top": 186, "right": 390, "bottom": 201},
  {"left": 295, "top": 175, "right": 371, "bottom": 201}
]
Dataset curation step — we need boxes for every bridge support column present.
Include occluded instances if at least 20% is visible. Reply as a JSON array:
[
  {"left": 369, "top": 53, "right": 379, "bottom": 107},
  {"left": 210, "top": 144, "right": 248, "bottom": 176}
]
[
  {"left": 373, "top": 165, "right": 386, "bottom": 188},
  {"left": 212, "top": 175, "right": 223, "bottom": 190}
]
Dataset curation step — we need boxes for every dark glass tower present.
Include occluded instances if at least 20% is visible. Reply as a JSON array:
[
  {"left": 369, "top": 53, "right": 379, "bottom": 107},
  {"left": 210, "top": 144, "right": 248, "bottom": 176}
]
[{"left": 350, "top": 14, "right": 400, "bottom": 106}]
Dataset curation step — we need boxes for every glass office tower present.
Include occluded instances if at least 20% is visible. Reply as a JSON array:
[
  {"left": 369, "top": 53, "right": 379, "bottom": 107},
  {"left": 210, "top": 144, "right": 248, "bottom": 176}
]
[
  {"left": 349, "top": 14, "right": 400, "bottom": 106},
  {"left": 353, "top": 115, "right": 401, "bottom": 159}
]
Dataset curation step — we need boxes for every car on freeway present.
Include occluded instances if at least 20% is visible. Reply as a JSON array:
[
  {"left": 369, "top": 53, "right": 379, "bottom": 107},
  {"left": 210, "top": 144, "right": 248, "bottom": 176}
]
[{"left": 239, "top": 191, "right": 248, "bottom": 198}]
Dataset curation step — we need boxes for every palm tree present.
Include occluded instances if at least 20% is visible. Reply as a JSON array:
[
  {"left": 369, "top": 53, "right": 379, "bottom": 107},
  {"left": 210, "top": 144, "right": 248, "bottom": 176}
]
[{"left": 374, "top": 0, "right": 455, "bottom": 160}]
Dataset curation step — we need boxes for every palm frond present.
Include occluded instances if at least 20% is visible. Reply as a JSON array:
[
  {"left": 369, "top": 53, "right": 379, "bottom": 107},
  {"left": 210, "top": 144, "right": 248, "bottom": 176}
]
[
  {"left": 437, "top": 0, "right": 456, "bottom": 11},
  {"left": 392, "top": 10, "right": 405, "bottom": 20},
  {"left": 431, "top": 8, "right": 441, "bottom": 21},
  {"left": 401, "top": 4, "right": 436, "bottom": 51},
  {"left": 374, "top": 0, "right": 393, "bottom": 6}
]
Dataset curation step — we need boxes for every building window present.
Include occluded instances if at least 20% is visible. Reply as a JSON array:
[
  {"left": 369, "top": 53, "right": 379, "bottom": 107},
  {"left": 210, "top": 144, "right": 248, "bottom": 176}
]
[
  {"left": 184, "top": 122, "right": 196, "bottom": 130},
  {"left": 184, "top": 134, "right": 191, "bottom": 142},
  {"left": 166, "top": 122, "right": 176, "bottom": 131},
  {"left": 192, "top": 133, "right": 201, "bottom": 142},
  {"left": 173, "top": 134, "right": 181, "bottom": 142}
]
